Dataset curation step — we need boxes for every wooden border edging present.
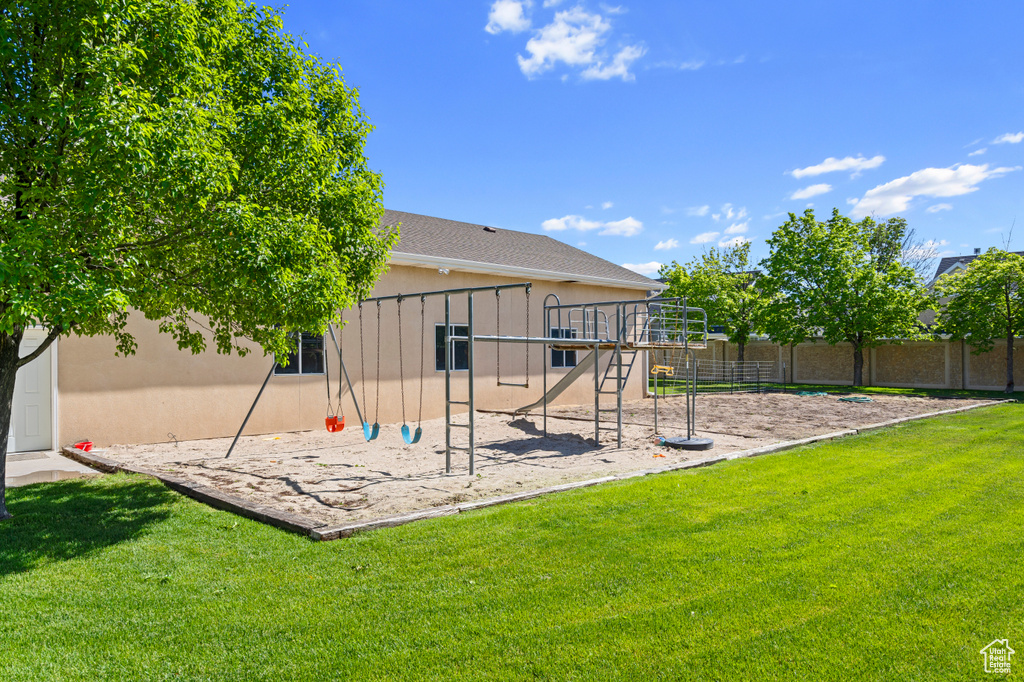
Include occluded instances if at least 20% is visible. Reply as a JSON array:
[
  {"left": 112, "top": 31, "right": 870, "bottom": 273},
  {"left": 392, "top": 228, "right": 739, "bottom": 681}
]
[
  {"left": 64, "top": 399, "right": 1014, "bottom": 541},
  {"left": 60, "top": 446, "right": 325, "bottom": 536}
]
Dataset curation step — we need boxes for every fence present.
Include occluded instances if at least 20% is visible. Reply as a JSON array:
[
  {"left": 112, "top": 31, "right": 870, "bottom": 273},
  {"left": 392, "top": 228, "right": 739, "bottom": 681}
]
[{"left": 650, "top": 354, "right": 783, "bottom": 395}]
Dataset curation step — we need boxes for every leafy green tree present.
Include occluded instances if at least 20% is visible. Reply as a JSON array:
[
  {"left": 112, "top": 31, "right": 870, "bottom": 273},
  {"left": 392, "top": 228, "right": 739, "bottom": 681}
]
[
  {"left": 0, "top": 0, "right": 395, "bottom": 520},
  {"left": 757, "top": 209, "right": 931, "bottom": 386},
  {"left": 935, "top": 249, "right": 1024, "bottom": 393},
  {"left": 659, "top": 241, "right": 765, "bottom": 361}
]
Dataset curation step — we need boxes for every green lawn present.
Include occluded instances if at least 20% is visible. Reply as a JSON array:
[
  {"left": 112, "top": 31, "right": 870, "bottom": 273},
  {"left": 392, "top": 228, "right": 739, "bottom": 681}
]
[
  {"left": 650, "top": 378, "right": 1022, "bottom": 402},
  {"left": 2, "top": 404, "right": 1022, "bottom": 680}
]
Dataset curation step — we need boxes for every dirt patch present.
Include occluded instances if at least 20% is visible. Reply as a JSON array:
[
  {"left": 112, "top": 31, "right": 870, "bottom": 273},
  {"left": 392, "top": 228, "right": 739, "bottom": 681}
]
[{"left": 104, "top": 393, "right": 993, "bottom": 528}]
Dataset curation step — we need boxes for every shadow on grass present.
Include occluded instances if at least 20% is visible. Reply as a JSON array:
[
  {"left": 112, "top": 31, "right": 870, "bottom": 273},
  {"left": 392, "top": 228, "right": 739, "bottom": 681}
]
[{"left": 0, "top": 476, "right": 176, "bottom": 576}]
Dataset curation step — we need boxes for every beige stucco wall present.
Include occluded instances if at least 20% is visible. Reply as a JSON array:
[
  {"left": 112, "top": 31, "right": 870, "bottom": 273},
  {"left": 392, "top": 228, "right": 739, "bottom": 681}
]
[
  {"left": 649, "top": 335, "right": 1022, "bottom": 392},
  {"left": 57, "top": 265, "right": 654, "bottom": 446},
  {"left": 870, "top": 341, "right": 950, "bottom": 388},
  {"left": 792, "top": 342, "right": 868, "bottom": 385},
  {"left": 964, "top": 340, "right": 1024, "bottom": 391}
]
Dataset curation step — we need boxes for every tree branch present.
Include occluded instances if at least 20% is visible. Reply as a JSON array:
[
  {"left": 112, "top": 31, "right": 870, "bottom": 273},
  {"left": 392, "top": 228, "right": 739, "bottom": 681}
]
[{"left": 16, "top": 324, "right": 65, "bottom": 368}]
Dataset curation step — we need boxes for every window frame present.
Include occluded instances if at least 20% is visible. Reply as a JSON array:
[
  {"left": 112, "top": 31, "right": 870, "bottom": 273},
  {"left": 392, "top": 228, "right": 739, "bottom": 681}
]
[
  {"left": 550, "top": 327, "right": 578, "bottom": 369},
  {"left": 274, "top": 331, "right": 326, "bottom": 376},
  {"left": 435, "top": 323, "right": 470, "bottom": 372}
]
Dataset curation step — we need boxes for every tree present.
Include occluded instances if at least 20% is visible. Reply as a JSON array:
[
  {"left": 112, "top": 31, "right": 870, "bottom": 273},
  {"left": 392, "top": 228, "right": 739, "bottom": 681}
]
[
  {"left": 757, "top": 209, "right": 932, "bottom": 386},
  {"left": 0, "top": 0, "right": 395, "bottom": 520},
  {"left": 935, "top": 249, "right": 1024, "bottom": 393},
  {"left": 659, "top": 240, "right": 765, "bottom": 361}
]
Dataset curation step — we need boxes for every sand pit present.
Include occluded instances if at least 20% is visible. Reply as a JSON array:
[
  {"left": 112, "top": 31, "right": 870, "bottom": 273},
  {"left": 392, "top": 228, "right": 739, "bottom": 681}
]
[{"left": 100, "top": 392, "right": 994, "bottom": 529}]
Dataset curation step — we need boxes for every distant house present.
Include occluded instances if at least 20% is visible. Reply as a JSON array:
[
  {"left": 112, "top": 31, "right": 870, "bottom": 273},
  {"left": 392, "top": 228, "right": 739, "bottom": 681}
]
[
  {"left": 929, "top": 250, "right": 1024, "bottom": 287},
  {"left": 10, "top": 210, "right": 663, "bottom": 452}
]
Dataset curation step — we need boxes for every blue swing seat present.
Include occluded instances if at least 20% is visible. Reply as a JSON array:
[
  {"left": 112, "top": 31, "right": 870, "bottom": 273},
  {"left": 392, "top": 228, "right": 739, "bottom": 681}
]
[{"left": 401, "top": 424, "right": 422, "bottom": 444}]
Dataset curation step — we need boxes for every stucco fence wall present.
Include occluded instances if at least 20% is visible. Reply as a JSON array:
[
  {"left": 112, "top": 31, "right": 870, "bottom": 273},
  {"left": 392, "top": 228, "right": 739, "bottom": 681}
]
[{"left": 652, "top": 337, "right": 1021, "bottom": 391}]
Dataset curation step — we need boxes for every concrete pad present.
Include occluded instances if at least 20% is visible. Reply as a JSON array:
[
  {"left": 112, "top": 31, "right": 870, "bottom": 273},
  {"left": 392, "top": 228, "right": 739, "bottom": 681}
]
[{"left": 5, "top": 450, "right": 102, "bottom": 488}]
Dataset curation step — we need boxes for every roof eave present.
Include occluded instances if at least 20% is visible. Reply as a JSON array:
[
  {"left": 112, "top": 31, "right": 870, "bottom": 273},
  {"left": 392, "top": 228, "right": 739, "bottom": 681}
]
[{"left": 390, "top": 251, "right": 666, "bottom": 291}]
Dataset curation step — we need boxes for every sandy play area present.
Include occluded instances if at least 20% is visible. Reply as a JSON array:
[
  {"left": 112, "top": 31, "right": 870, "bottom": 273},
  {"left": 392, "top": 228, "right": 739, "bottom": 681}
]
[{"left": 100, "top": 392, "right": 994, "bottom": 529}]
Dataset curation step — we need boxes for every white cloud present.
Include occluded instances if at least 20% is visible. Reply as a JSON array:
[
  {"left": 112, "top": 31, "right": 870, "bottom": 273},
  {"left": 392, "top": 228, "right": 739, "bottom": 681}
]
[
  {"left": 993, "top": 132, "right": 1024, "bottom": 144},
  {"left": 724, "top": 221, "right": 749, "bottom": 234},
  {"left": 790, "top": 183, "right": 832, "bottom": 200},
  {"left": 718, "top": 236, "right": 749, "bottom": 248},
  {"left": 543, "top": 0, "right": 562, "bottom": 6},
  {"left": 926, "top": 203, "right": 953, "bottom": 213},
  {"left": 712, "top": 204, "right": 747, "bottom": 222},
  {"left": 690, "top": 231, "right": 719, "bottom": 244},
  {"left": 486, "top": 0, "right": 532, "bottom": 34},
  {"left": 654, "top": 238, "right": 679, "bottom": 250},
  {"left": 686, "top": 205, "right": 710, "bottom": 217},
  {"left": 601, "top": 201, "right": 614, "bottom": 209},
  {"left": 601, "top": 216, "right": 643, "bottom": 236},
  {"left": 542, "top": 214, "right": 602, "bottom": 231},
  {"left": 653, "top": 59, "right": 705, "bottom": 71},
  {"left": 969, "top": 148, "right": 987, "bottom": 157},
  {"left": 790, "top": 155, "right": 885, "bottom": 179},
  {"left": 581, "top": 44, "right": 646, "bottom": 81},
  {"left": 622, "top": 261, "right": 662, "bottom": 276},
  {"left": 514, "top": 6, "right": 643, "bottom": 81},
  {"left": 849, "top": 163, "right": 1021, "bottom": 218},
  {"left": 905, "top": 239, "right": 953, "bottom": 261},
  {"left": 541, "top": 214, "right": 643, "bottom": 236}
]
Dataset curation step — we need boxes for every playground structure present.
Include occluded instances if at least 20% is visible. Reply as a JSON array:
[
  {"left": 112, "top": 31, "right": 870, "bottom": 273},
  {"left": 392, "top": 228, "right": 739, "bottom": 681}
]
[{"left": 226, "top": 282, "right": 712, "bottom": 472}]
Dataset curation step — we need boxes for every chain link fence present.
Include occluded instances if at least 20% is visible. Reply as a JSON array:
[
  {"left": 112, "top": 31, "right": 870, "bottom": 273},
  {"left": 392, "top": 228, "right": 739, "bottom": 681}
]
[{"left": 650, "top": 351, "right": 787, "bottom": 395}]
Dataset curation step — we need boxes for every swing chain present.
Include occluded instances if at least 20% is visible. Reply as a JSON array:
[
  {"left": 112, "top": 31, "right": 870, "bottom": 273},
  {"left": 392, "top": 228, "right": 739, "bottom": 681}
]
[
  {"left": 325, "top": 328, "right": 334, "bottom": 416},
  {"left": 398, "top": 295, "right": 406, "bottom": 424},
  {"left": 375, "top": 300, "right": 382, "bottom": 421},
  {"left": 495, "top": 288, "right": 501, "bottom": 383},
  {"left": 359, "top": 303, "right": 368, "bottom": 413},
  {"left": 524, "top": 284, "right": 531, "bottom": 388},
  {"left": 419, "top": 295, "right": 426, "bottom": 426}
]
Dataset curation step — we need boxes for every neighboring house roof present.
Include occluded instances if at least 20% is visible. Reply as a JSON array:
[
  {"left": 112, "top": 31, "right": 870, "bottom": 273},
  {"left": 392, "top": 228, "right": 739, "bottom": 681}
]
[
  {"left": 382, "top": 209, "right": 663, "bottom": 291},
  {"left": 931, "top": 250, "right": 1024, "bottom": 284}
]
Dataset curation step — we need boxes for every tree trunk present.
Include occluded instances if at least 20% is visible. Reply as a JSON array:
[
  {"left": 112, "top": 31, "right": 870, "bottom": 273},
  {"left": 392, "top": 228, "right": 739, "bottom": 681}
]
[
  {"left": 736, "top": 340, "right": 745, "bottom": 363},
  {"left": 1007, "top": 332, "right": 1015, "bottom": 394},
  {"left": 852, "top": 345, "right": 864, "bottom": 387},
  {"left": 0, "top": 329, "right": 25, "bottom": 521}
]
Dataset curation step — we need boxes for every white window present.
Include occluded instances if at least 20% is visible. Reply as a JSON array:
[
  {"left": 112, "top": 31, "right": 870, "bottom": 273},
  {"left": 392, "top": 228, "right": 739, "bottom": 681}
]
[
  {"left": 435, "top": 324, "right": 469, "bottom": 371},
  {"left": 550, "top": 327, "right": 578, "bottom": 368},
  {"left": 275, "top": 332, "right": 325, "bottom": 375}
]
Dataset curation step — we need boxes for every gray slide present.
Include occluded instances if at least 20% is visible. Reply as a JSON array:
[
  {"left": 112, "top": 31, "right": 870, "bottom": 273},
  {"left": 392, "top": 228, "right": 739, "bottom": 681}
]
[{"left": 514, "top": 350, "right": 597, "bottom": 415}]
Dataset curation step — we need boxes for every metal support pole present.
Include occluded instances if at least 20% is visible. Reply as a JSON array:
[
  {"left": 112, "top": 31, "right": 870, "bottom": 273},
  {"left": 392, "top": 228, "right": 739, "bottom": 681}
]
[
  {"left": 616, "top": 341, "right": 623, "bottom": 449},
  {"left": 653, "top": 370, "right": 659, "bottom": 435},
  {"left": 445, "top": 293, "right": 452, "bottom": 474},
  {"left": 594, "top": 346, "right": 601, "bottom": 445},
  {"left": 468, "top": 291, "right": 476, "bottom": 476},
  {"left": 225, "top": 363, "right": 276, "bottom": 458},
  {"left": 543, "top": 341, "right": 548, "bottom": 437}
]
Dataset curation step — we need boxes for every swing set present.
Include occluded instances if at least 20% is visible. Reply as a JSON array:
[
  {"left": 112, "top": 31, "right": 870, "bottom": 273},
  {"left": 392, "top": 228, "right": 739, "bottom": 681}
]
[{"left": 225, "top": 280, "right": 710, "bottom": 469}]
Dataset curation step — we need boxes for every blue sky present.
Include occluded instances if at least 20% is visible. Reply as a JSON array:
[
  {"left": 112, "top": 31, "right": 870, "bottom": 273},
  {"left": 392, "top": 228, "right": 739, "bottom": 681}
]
[{"left": 280, "top": 1, "right": 1024, "bottom": 278}]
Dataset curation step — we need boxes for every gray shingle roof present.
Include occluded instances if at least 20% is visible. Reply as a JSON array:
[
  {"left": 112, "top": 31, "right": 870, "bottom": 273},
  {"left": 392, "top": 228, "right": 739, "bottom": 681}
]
[
  {"left": 381, "top": 209, "right": 659, "bottom": 289},
  {"left": 933, "top": 250, "right": 1024, "bottom": 280}
]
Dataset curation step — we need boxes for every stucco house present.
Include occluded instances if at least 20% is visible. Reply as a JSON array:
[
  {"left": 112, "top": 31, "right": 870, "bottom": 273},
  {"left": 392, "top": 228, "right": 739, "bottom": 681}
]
[{"left": 8, "top": 210, "right": 663, "bottom": 453}]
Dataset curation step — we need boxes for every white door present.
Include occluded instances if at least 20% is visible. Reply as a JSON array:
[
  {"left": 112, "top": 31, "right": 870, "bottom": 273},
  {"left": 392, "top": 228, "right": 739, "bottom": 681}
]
[{"left": 8, "top": 330, "right": 53, "bottom": 453}]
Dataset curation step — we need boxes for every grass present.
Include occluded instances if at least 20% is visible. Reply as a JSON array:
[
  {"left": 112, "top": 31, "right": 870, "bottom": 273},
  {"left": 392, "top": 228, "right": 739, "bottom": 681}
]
[
  {"left": 650, "top": 377, "right": 1021, "bottom": 402},
  {"left": 2, "top": 404, "right": 1023, "bottom": 680}
]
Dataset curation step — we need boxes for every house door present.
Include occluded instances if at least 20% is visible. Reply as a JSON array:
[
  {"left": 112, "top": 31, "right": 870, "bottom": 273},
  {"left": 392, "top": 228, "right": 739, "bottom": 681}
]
[{"left": 7, "top": 330, "right": 54, "bottom": 453}]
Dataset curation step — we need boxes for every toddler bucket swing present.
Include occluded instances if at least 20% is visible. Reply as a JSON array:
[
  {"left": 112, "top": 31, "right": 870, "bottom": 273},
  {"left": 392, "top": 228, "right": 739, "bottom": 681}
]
[
  {"left": 358, "top": 301, "right": 380, "bottom": 441},
  {"left": 324, "top": 336, "right": 345, "bottom": 433},
  {"left": 324, "top": 321, "right": 345, "bottom": 433},
  {"left": 397, "top": 295, "right": 423, "bottom": 444}
]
